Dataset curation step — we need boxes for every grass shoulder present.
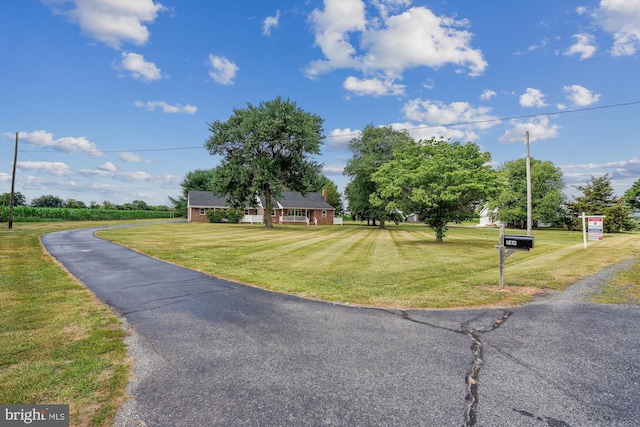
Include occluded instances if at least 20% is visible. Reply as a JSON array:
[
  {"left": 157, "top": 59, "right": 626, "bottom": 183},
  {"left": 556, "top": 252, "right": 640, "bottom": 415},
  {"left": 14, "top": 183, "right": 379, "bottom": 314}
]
[
  {"left": 0, "top": 221, "right": 145, "bottom": 426},
  {"left": 590, "top": 259, "right": 640, "bottom": 305}
]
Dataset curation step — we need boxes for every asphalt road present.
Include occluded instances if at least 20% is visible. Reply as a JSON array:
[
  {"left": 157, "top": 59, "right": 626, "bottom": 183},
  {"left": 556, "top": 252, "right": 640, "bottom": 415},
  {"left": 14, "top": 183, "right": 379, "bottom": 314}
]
[{"left": 41, "top": 225, "right": 640, "bottom": 427}]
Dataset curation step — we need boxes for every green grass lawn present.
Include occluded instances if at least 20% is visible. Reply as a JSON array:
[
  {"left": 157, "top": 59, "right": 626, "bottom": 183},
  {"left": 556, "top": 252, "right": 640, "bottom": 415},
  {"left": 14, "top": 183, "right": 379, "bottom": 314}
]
[
  {"left": 0, "top": 222, "right": 131, "bottom": 427},
  {"left": 591, "top": 259, "right": 640, "bottom": 304},
  {"left": 100, "top": 222, "right": 640, "bottom": 308},
  {"left": 1, "top": 220, "right": 637, "bottom": 427}
]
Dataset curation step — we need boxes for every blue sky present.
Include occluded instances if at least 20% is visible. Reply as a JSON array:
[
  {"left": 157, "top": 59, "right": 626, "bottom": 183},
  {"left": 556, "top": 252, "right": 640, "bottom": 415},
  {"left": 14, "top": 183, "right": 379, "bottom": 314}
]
[{"left": 1, "top": 0, "right": 638, "bottom": 207}]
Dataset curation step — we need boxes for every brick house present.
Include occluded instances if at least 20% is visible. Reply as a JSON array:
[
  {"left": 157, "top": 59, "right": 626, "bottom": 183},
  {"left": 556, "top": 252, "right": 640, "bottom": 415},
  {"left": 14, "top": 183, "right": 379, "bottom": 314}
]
[{"left": 187, "top": 190, "right": 338, "bottom": 225}]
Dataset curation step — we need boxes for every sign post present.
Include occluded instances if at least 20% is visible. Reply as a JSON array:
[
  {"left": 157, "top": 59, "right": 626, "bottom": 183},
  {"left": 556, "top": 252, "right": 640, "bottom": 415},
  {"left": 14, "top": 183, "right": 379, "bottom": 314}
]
[
  {"left": 579, "top": 213, "right": 605, "bottom": 249},
  {"left": 494, "top": 224, "right": 534, "bottom": 287}
]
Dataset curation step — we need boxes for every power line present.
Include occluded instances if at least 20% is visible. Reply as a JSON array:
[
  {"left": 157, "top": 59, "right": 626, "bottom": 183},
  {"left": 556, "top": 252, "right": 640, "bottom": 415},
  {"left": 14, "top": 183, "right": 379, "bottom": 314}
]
[{"left": 17, "top": 101, "right": 640, "bottom": 154}]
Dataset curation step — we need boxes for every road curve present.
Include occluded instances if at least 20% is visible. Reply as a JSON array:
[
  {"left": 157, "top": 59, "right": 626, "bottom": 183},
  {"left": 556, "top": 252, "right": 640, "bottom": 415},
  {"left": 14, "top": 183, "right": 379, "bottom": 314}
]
[{"left": 41, "top": 225, "right": 640, "bottom": 427}]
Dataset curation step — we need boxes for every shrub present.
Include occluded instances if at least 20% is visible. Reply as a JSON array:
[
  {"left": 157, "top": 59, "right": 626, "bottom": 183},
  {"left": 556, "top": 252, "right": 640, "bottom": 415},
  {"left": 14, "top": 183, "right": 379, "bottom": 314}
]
[{"left": 207, "top": 209, "right": 243, "bottom": 223}]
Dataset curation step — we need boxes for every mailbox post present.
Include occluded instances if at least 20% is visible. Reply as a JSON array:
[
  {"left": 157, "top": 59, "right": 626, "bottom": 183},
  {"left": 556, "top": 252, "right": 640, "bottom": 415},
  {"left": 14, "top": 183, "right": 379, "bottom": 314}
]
[{"left": 495, "top": 224, "right": 533, "bottom": 287}]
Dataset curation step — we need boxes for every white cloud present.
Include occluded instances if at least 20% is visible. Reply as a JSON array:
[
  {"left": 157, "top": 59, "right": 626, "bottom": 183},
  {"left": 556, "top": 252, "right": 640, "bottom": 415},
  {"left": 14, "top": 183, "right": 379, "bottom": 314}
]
[
  {"left": 99, "top": 162, "right": 116, "bottom": 172},
  {"left": 386, "top": 121, "right": 478, "bottom": 143},
  {"left": 45, "top": 0, "right": 165, "bottom": 49},
  {"left": 263, "top": 10, "right": 280, "bottom": 36},
  {"left": 305, "top": 1, "right": 487, "bottom": 86},
  {"left": 6, "top": 130, "right": 103, "bottom": 156},
  {"left": 560, "top": 157, "right": 640, "bottom": 177},
  {"left": 564, "top": 33, "right": 597, "bottom": 60},
  {"left": 402, "top": 99, "right": 498, "bottom": 131},
  {"left": 519, "top": 88, "right": 548, "bottom": 108},
  {"left": 498, "top": 117, "right": 560, "bottom": 144},
  {"left": 326, "top": 128, "right": 361, "bottom": 150},
  {"left": 134, "top": 100, "right": 197, "bottom": 114},
  {"left": 79, "top": 167, "right": 152, "bottom": 182},
  {"left": 119, "top": 171, "right": 153, "bottom": 181},
  {"left": 116, "top": 52, "right": 162, "bottom": 82},
  {"left": 343, "top": 75, "right": 405, "bottom": 96},
  {"left": 480, "top": 89, "right": 497, "bottom": 101},
  {"left": 156, "top": 173, "right": 182, "bottom": 188},
  {"left": 17, "top": 161, "right": 72, "bottom": 176},
  {"left": 305, "top": 0, "right": 366, "bottom": 78},
  {"left": 371, "top": 0, "right": 412, "bottom": 20},
  {"left": 119, "top": 152, "right": 149, "bottom": 163},
  {"left": 560, "top": 157, "right": 640, "bottom": 196},
  {"left": 364, "top": 6, "right": 487, "bottom": 76},
  {"left": 208, "top": 54, "right": 239, "bottom": 85},
  {"left": 595, "top": 0, "right": 640, "bottom": 56},
  {"left": 563, "top": 84, "right": 601, "bottom": 106},
  {"left": 322, "top": 164, "right": 345, "bottom": 175}
]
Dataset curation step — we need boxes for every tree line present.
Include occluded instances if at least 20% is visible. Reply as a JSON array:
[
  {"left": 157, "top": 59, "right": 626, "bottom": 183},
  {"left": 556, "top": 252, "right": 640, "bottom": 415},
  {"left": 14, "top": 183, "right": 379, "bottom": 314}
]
[
  {"left": 171, "top": 97, "right": 637, "bottom": 242},
  {"left": 1, "top": 193, "right": 170, "bottom": 212}
]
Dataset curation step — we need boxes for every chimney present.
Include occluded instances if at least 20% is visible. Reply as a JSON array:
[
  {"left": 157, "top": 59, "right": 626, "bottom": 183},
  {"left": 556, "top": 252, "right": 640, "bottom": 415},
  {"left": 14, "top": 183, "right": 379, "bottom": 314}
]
[{"left": 322, "top": 189, "right": 327, "bottom": 201}]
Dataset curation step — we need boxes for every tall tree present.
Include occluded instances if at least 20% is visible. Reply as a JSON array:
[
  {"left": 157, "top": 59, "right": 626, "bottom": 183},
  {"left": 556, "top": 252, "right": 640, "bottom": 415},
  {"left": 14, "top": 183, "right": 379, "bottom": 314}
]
[
  {"left": 169, "top": 168, "right": 217, "bottom": 216},
  {"left": 31, "top": 194, "right": 64, "bottom": 208},
  {"left": 568, "top": 174, "right": 634, "bottom": 232},
  {"left": 372, "top": 138, "right": 497, "bottom": 243},
  {"left": 487, "top": 158, "right": 566, "bottom": 228},
  {"left": 1, "top": 192, "right": 26, "bottom": 207},
  {"left": 65, "top": 199, "right": 87, "bottom": 209},
  {"left": 343, "top": 125, "right": 413, "bottom": 227},
  {"left": 205, "top": 97, "right": 324, "bottom": 228},
  {"left": 624, "top": 179, "right": 640, "bottom": 212},
  {"left": 312, "top": 175, "right": 344, "bottom": 213}
]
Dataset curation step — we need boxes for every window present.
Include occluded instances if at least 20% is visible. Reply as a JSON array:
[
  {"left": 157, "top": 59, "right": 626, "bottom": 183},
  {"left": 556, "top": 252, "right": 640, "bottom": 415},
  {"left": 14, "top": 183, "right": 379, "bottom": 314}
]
[
  {"left": 322, "top": 210, "right": 327, "bottom": 218},
  {"left": 199, "top": 208, "right": 205, "bottom": 215},
  {"left": 287, "top": 209, "right": 303, "bottom": 216}
]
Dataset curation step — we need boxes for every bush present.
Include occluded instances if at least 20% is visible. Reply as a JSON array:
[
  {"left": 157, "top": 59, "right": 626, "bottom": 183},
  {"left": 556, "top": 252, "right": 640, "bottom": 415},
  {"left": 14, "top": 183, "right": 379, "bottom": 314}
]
[{"left": 207, "top": 209, "right": 243, "bottom": 224}]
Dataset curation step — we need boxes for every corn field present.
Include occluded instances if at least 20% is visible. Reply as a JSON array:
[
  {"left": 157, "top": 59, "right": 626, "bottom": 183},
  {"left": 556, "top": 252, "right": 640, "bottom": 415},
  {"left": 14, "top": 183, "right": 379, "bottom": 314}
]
[{"left": 0, "top": 206, "right": 173, "bottom": 222}]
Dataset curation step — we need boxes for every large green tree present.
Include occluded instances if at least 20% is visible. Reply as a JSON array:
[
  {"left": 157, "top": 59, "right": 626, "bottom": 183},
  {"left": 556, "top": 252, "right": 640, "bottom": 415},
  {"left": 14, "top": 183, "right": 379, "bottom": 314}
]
[
  {"left": 372, "top": 138, "right": 497, "bottom": 243},
  {"left": 205, "top": 97, "right": 324, "bottom": 228},
  {"left": 624, "top": 179, "right": 640, "bottom": 212},
  {"left": 567, "top": 174, "right": 634, "bottom": 232},
  {"left": 487, "top": 158, "right": 566, "bottom": 228},
  {"left": 31, "top": 194, "right": 64, "bottom": 208},
  {"left": 169, "top": 168, "right": 217, "bottom": 216},
  {"left": 313, "top": 175, "right": 344, "bottom": 214},
  {"left": 1, "top": 192, "right": 26, "bottom": 207},
  {"left": 344, "top": 125, "right": 413, "bottom": 227},
  {"left": 64, "top": 199, "right": 87, "bottom": 209}
]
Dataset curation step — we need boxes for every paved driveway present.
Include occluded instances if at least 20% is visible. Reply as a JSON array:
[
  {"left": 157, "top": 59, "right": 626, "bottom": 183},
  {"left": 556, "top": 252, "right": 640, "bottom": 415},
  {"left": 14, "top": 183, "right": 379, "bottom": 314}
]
[{"left": 41, "top": 226, "right": 640, "bottom": 426}]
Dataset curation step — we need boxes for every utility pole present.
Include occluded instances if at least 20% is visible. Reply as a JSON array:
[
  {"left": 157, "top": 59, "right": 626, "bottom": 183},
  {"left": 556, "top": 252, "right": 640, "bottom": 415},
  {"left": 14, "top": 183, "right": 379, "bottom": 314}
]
[
  {"left": 8, "top": 132, "right": 18, "bottom": 229},
  {"left": 525, "top": 131, "right": 532, "bottom": 236}
]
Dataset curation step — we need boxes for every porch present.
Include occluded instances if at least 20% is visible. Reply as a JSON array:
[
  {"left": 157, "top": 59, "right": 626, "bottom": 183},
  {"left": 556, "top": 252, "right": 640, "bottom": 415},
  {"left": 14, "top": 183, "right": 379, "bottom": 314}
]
[{"left": 280, "top": 215, "right": 310, "bottom": 225}]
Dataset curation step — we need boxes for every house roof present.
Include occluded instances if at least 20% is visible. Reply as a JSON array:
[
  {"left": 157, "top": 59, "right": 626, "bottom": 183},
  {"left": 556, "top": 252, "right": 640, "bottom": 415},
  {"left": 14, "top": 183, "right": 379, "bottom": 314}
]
[
  {"left": 187, "top": 191, "right": 230, "bottom": 208},
  {"left": 273, "top": 191, "right": 335, "bottom": 210}
]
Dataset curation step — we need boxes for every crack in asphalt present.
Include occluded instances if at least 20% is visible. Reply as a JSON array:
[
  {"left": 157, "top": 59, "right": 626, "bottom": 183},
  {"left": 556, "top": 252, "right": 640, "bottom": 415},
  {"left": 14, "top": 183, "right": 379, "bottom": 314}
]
[
  {"left": 513, "top": 408, "right": 572, "bottom": 426},
  {"left": 120, "top": 299, "right": 187, "bottom": 316},
  {"left": 382, "top": 308, "right": 513, "bottom": 427},
  {"left": 118, "top": 289, "right": 237, "bottom": 315},
  {"left": 460, "top": 311, "right": 512, "bottom": 427},
  {"left": 122, "top": 277, "right": 236, "bottom": 290}
]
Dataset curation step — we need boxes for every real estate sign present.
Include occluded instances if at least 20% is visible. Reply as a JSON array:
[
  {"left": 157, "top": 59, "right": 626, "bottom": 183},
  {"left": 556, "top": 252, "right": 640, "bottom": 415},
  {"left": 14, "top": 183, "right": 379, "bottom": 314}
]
[
  {"left": 580, "top": 213, "right": 605, "bottom": 249},
  {"left": 588, "top": 217, "right": 604, "bottom": 241}
]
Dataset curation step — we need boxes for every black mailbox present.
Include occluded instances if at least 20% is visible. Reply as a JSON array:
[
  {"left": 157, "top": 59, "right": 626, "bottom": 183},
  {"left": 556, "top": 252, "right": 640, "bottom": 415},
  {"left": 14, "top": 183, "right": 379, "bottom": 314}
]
[{"left": 503, "top": 235, "right": 534, "bottom": 250}]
